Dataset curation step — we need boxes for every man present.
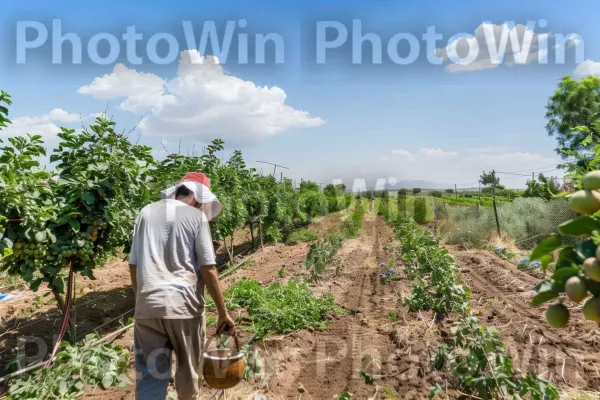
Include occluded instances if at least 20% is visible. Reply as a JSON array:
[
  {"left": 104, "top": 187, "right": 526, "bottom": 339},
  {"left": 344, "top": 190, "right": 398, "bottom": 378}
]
[{"left": 129, "top": 172, "right": 235, "bottom": 400}]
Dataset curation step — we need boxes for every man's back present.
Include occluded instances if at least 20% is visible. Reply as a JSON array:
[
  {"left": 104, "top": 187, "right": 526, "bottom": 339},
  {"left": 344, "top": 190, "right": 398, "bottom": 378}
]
[{"left": 129, "top": 198, "right": 216, "bottom": 319}]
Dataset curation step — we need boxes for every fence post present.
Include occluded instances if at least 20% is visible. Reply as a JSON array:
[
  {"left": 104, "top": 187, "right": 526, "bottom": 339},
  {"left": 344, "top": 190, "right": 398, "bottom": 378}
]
[
  {"left": 455, "top": 183, "right": 458, "bottom": 199},
  {"left": 492, "top": 170, "right": 501, "bottom": 236}
]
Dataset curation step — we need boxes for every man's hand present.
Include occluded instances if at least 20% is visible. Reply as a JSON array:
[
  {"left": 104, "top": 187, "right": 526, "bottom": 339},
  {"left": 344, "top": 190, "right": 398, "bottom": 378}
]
[{"left": 217, "top": 313, "right": 236, "bottom": 336}]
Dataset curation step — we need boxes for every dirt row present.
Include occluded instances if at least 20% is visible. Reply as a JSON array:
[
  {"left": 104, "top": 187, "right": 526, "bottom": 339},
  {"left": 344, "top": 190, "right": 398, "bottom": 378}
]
[{"left": 451, "top": 248, "right": 600, "bottom": 393}]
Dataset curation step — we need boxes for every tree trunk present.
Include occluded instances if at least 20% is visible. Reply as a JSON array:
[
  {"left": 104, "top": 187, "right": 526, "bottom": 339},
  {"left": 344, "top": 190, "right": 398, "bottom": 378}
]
[
  {"left": 229, "top": 235, "right": 235, "bottom": 265},
  {"left": 249, "top": 222, "right": 255, "bottom": 250},
  {"left": 53, "top": 290, "right": 75, "bottom": 340},
  {"left": 258, "top": 221, "right": 264, "bottom": 250}
]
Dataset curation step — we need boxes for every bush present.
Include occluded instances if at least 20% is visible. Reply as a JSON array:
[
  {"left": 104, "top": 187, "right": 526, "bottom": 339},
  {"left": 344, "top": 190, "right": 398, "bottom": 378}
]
[
  {"left": 413, "top": 188, "right": 422, "bottom": 194},
  {"left": 441, "top": 197, "right": 576, "bottom": 249},
  {"left": 445, "top": 189, "right": 454, "bottom": 194},
  {"left": 398, "top": 189, "right": 408, "bottom": 196},
  {"left": 286, "top": 229, "right": 318, "bottom": 245},
  {"left": 431, "top": 191, "right": 443, "bottom": 198},
  {"left": 414, "top": 197, "right": 428, "bottom": 223}
]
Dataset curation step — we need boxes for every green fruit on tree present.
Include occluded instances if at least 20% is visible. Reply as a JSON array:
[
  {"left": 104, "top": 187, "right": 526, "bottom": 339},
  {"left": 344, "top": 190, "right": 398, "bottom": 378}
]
[
  {"left": 584, "top": 257, "right": 600, "bottom": 282},
  {"left": 568, "top": 190, "right": 600, "bottom": 215},
  {"left": 565, "top": 276, "right": 587, "bottom": 303},
  {"left": 583, "top": 297, "right": 600, "bottom": 322},
  {"left": 546, "top": 304, "right": 569, "bottom": 328},
  {"left": 582, "top": 171, "right": 600, "bottom": 190},
  {"left": 14, "top": 242, "right": 22, "bottom": 250}
]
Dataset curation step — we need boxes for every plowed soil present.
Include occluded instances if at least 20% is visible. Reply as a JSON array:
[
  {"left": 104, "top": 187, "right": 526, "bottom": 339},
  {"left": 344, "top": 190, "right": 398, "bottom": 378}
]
[{"left": 451, "top": 248, "right": 600, "bottom": 392}]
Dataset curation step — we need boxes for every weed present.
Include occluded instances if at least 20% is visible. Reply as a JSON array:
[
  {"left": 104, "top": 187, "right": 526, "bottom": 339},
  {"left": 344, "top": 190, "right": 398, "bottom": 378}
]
[
  {"left": 286, "top": 229, "right": 318, "bottom": 245},
  {"left": 387, "top": 311, "right": 399, "bottom": 323},
  {"left": 208, "top": 278, "right": 339, "bottom": 337},
  {"left": 7, "top": 333, "right": 129, "bottom": 399}
]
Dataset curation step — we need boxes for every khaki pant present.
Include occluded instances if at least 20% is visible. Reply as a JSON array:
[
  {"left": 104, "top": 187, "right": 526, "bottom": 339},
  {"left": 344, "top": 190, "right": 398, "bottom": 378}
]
[{"left": 134, "top": 317, "right": 206, "bottom": 400}]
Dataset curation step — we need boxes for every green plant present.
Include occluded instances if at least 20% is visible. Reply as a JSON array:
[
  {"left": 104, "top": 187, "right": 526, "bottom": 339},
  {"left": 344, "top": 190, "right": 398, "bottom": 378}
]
[
  {"left": 286, "top": 229, "right": 317, "bottom": 245},
  {"left": 386, "top": 311, "right": 399, "bottom": 323},
  {"left": 413, "top": 197, "right": 428, "bottom": 224},
  {"left": 210, "top": 278, "right": 339, "bottom": 337},
  {"left": 305, "top": 233, "right": 344, "bottom": 282},
  {"left": 7, "top": 334, "right": 130, "bottom": 399},
  {"left": 392, "top": 216, "right": 471, "bottom": 317},
  {"left": 431, "top": 317, "right": 559, "bottom": 399}
]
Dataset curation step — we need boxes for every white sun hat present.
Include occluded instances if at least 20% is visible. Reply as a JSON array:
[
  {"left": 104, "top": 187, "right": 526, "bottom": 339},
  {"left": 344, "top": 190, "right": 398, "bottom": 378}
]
[{"left": 161, "top": 172, "right": 223, "bottom": 221}]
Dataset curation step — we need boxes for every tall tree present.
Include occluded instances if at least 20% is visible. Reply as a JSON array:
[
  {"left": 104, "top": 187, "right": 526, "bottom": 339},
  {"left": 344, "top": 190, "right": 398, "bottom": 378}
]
[
  {"left": 479, "top": 171, "right": 504, "bottom": 189},
  {"left": 546, "top": 75, "right": 600, "bottom": 159}
]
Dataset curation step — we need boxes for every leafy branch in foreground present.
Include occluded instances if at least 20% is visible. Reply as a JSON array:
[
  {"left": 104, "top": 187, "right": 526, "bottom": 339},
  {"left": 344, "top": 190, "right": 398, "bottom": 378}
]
[{"left": 7, "top": 334, "right": 130, "bottom": 399}]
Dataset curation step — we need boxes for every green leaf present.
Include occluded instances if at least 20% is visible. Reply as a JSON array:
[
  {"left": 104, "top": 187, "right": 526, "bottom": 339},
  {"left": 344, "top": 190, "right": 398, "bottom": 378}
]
[
  {"left": 82, "top": 191, "right": 96, "bottom": 205},
  {"left": 552, "top": 266, "right": 579, "bottom": 283},
  {"left": 359, "top": 370, "right": 374, "bottom": 385},
  {"left": 47, "top": 230, "right": 56, "bottom": 244},
  {"left": 3, "top": 247, "right": 13, "bottom": 257},
  {"left": 529, "top": 236, "right": 562, "bottom": 262},
  {"left": 559, "top": 216, "right": 600, "bottom": 235},
  {"left": 101, "top": 375, "right": 113, "bottom": 389},
  {"left": 52, "top": 277, "right": 65, "bottom": 294},
  {"left": 68, "top": 219, "right": 80, "bottom": 232},
  {"left": 556, "top": 247, "right": 580, "bottom": 269},
  {"left": 539, "top": 254, "right": 554, "bottom": 274},
  {"left": 34, "top": 230, "right": 47, "bottom": 243},
  {"left": 531, "top": 280, "right": 559, "bottom": 307},
  {"left": 575, "top": 238, "right": 596, "bottom": 260},
  {"left": 29, "top": 278, "right": 43, "bottom": 291}
]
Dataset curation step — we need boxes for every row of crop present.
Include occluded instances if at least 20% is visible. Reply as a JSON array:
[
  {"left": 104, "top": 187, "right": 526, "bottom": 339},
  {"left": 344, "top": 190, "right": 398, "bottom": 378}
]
[
  {"left": 304, "top": 200, "right": 365, "bottom": 282},
  {"left": 386, "top": 213, "right": 559, "bottom": 399},
  {"left": 0, "top": 90, "right": 351, "bottom": 314}
]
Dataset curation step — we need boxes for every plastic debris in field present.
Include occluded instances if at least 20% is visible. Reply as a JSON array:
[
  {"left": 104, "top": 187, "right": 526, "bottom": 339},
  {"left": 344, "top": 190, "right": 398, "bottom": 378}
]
[{"left": 0, "top": 293, "right": 14, "bottom": 302}]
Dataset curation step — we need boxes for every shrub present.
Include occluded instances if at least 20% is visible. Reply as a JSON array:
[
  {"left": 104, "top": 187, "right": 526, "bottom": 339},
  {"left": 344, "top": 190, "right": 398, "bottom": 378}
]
[
  {"left": 445, "top": 189, "right": 454, "bottom": 194},
  {"left": 431, "top": 191, "right": 443, "bottom": 198},
  {"left": 412, "top": 188, "right": 422, "bottom": 194},
  {"left": 398, "top": 188, "right": 408, "bottom": 196},
  {"left": 287, "top": 229, "right": 318, "bottom": 245},
  {"left": 414, "top": 197, "right": 428, "bottom": 223}
]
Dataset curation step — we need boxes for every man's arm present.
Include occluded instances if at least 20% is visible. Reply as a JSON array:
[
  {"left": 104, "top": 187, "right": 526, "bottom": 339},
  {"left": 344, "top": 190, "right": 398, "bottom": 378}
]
[
  {"left": 129, "top": 264, "right": 138, "bottom": 297},
  {"left": 199, "top": 266, "right": 235, "bottom": 334}
]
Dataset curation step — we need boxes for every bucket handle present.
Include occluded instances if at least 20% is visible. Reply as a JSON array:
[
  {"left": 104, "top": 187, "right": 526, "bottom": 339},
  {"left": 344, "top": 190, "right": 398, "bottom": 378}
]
[{"left": 205, "top": 321, "right": 241, "bottom": 354}]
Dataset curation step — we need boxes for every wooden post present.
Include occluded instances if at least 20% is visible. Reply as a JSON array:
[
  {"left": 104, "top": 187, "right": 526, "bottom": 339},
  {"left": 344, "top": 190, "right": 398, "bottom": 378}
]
[
  {"left": 492, "top": 170, "right": 501, "bottom": 236},
  {"left": 280, "top": 172, "right": 283, "bottom": 182},
  {"left": 455, "top": 184, "right": 458, "bottom": 199}
]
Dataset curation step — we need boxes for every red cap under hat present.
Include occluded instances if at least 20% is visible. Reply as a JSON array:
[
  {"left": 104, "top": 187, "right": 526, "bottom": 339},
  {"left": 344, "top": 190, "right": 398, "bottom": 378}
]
[{"left": 180, "top": 172, "right": 211, "bottom": 189}]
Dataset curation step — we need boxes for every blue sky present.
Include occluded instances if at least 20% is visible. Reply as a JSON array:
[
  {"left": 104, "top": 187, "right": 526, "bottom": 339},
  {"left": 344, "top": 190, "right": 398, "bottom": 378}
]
[{"left": 1, "top": 0, "right": 599, "bottom": 189}]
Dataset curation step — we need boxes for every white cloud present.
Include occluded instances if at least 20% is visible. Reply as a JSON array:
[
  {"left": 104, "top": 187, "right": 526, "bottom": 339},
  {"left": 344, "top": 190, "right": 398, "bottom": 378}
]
[
  {"left": 416, "top": 148, "right": 458, "bottom": 157},
  {"left": 2, "top": 109, "right": 82, "bottom": 142},
  {"left": 574, "top": 60, "right": 600, "bottom": 76},
  {"left": 78, "top": 50, "right": 324, "bottom": 145},
  {"left": 391, "top": 148, "right": 412, "bottom": 157},
  {"left": 436, "top": 23, "right": 551, "bottom": 73},
  {"left": 78, "top": 64, "right": 168, "bottom": 112}
]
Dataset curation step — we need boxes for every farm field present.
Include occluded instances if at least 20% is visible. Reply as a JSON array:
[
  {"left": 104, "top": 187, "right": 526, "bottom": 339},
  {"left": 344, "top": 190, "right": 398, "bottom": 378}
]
[{"left": 2, "top": 202, "right": 599, "bottom": 399}]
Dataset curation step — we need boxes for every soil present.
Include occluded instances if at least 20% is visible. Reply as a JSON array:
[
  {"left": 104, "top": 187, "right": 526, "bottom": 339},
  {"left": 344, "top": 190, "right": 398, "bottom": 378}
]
[
  {"left": 450, "top": 247, "right": 600, "bottom": 391},
  {"left": 3, "top": 209, "right": 600, "bottom": 399}
]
